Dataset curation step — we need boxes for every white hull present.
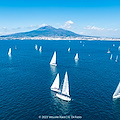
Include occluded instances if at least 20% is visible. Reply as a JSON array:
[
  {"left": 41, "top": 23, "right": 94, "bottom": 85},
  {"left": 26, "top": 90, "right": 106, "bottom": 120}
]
[
  {"left": 107, "top": 51, "right": 110, "bottom": 54},
  {"left": 51, "top": 88, "right": 61, "bottom": 93},
  {"left": 113, "top": 94, "right": 120, "bottom": 99},
  {"left": 50, "top": 63, "right": 57, "bottom": 66},
  {"left": 75, "top": 58, "right": 79, "bottom": 60},
  {"left": 56, "top": 93, "right": 71, "bottom": 101}
]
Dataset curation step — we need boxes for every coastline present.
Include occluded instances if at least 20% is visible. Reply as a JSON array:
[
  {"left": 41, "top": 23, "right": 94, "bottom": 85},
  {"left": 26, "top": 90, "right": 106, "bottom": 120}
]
[{"left": 0, "top": 36, "right": 120, "bottom": 41}]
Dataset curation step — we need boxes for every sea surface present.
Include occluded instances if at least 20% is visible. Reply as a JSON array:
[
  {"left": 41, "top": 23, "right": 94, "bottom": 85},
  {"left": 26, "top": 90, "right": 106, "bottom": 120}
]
[{"left": 0, "top": 40, "right": 120, "bottom": 120}]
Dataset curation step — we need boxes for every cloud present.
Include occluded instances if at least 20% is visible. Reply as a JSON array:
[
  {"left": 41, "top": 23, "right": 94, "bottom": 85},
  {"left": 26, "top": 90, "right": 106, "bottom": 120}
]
[
  {"left": 62, "top": 20, "right": 74, "bottom": 29},
  {"left": 84, "top": 25, "right": 104, "bottom": 30},
  {"left": 24, "top": 24, "right": 48, "bottom": 29},
  {"left": 84, "top": 25, "right": 118, "bottom": 32},
  {"left": 38, "top": 24, "right": 48, "bottom": 27},
  {"left": 2, "top": 27, "right": 7, "bottom": 30},
  {"left": 107, "top": 28, "right": 118, "bottom": 31}
]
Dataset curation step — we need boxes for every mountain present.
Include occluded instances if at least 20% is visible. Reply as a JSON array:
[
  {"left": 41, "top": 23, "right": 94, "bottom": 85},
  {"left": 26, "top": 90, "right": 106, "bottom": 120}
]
[{"left": 0, "top": 26, "right": 84, "bottom": 39}]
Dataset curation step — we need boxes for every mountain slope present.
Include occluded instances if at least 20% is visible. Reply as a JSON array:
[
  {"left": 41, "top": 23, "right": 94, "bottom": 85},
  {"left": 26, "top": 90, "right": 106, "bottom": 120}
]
[{"left": 1, "top": 26, "right": 84, "bottom": 38}]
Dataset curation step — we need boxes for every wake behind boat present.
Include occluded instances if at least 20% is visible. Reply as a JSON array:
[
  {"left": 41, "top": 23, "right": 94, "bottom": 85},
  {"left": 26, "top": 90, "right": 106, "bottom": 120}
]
[
  {"left": 51, "top": 73, "right": 61, "bottom": 93},
  {"left": 56, "top": 71, "right": 71, "bottom": 101},
  {"left": 50, "top": 51, "right": 57, "bottom": 66}
]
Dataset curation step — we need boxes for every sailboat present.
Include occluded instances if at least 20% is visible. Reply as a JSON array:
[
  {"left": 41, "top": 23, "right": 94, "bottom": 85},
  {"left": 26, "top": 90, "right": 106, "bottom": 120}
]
[
  {"left": 35, "top": 44, "right": 38, "bottom": 50},
  {"left": 113, "top": 44, "right": 115, "bottom": 47},
  {"left": 68, "top": 48, "right": 70, "bottom": 52},
  {"left": 115, "top": 55, "right": 118, "bottom": 62},
  {"left": 51, "top": 73, "right": 61, "bottom": 93},
  {"left": 8, "top": 48, "right": 11, "bottom": 56},
  {"left": 39, "top": 46, "right": 42, "bottom": 52},
  {"left": 50, "top": 51, "right": 57, "bottom": 66},
  {"left": 107, "top": 48, "right": 110, "bottom": 54},
  {"left": 118, "top": 46, "right": 120, "bottom": 50},
  {"left": 113, "top": 82, "right": 120, "bottom": 99},
  {"left": 74, "top": 53, "right": 79, "bottom": 60},
  {"left": 56, "top": 71, "right": 71, "bottom": 101},
  {"left": 15, "top": 45, "right": 17, "bottom": 49},
  {"left": 110, "top": 54, "right": 113, "bottom": 60}
]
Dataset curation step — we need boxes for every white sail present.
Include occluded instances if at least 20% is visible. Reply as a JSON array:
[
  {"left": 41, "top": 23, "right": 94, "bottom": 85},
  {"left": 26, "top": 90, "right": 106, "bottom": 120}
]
[
  {"left": 50, "top": 51, "right": 57, "bottom": 66},
  {"left": 110, "top": 54, "right": 113, "bottom": 60},
  {"left": 8, "top": 48, "right": 11, "bottom": 55},
  {"left": 113, "top": 82, "right": 120, "bottom": 99},
  {"left": 74, "top": 53, "right": 79, "bottom": 60},
  {"left": 35, "top": 44, "right": 38, "bottom": 50},
  {"left": 39, "top": 46, "right": 42, "bottom": 52},
  {"left": 15, "top": 45, "right": 17, "bottom": 49},
  {"left": 68, "top": 48, "right": 70, "bottom": 52},
  {"left": 118, "top": 46, "right": 120, "bottom": 50},
  {"left": 51, "top": 73, "right": 60, "bottom": 92},
  {"left": 56, "top": 71, "right": 71, "bottom": 101},
  {"left": 62, "top": 71, "right": 70, "bottom": 96},
  {"left": 113, "top": 44, "right": 115, "bottom": 47},
  {"left": 107, "top": 48, "right": 110, "bottom": 53},
  {"left": 115, "top": 55, "right": 118, "bottom": 62}
]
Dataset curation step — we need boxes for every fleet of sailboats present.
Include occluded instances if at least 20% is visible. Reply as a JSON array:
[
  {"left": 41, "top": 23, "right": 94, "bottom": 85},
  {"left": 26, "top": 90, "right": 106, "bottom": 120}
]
[
  {"left": 50, "top": 51, "right": 57, "bottom": 66},
  {"left": 6, "top": 42, "right": 120, "bottom": 102},
  {"left": 56, "top": 71, "right": 71, "bottom": 101},
  {"left": 113, "top": 82, "right": 120, "bottom": 99}
]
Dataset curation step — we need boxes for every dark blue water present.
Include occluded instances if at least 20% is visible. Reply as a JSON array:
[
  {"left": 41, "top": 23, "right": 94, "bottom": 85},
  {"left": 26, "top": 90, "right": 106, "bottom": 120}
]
[{"left": 0, "top": 40, "right": 120, "bottom": 120}]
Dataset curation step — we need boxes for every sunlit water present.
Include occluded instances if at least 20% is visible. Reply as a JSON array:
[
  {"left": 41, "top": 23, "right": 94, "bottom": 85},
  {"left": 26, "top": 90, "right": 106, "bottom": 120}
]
[{"left": 0, "top": 40, "right": 120, "bottom": 120}]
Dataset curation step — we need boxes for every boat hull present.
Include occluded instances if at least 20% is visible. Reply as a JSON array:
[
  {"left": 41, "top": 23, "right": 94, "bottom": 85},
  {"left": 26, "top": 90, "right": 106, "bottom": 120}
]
[
  {"left": 56, "top": 93, "right": 71, "bottom": 101},
  {"left": 113, "top": 94, "right": 120, "bottom": 99},
  {"left": 50, "top": 63, "right": 57, "bottom": 66}
]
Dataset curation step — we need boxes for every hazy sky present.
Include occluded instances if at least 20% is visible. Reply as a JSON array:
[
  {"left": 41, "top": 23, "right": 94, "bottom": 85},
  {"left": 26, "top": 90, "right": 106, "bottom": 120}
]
[{"left": 0, "top": 0, "right": 120, "bottom": 37}]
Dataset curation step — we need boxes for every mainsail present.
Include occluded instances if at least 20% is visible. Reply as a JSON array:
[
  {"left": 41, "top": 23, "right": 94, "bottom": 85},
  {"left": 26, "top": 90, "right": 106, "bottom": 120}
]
[
  {"left": 113, "top": 82, "right": 120, "bottom": 99},
  {"left": 110, "top": 54, "right": 113, "bottom": 60},
  {"left": 35, "top": 44, "right": 38, "bottom": 50},
  {"left": 39, "top": 46, "right": 42, "bottom": 52},
  {"left": 62, "top": 72, "right": 70, "bottom": 96},
  {"left": 50, "top": 51, "right": 57, "bottom": 66},
  {"left": 8, "top": 48, "right": 11, "bottom": 55},
  {"left": 75, "top": 53, "right": 79, "bottom": 60},
  {"left": 115, "top": 55, "right": 118, "bottom": 62},
  {"left": 68, "top": 48, "right": 70, "bottom": 52},
  {"left": 51, "top": 73, "right": 60, "bottom": 90}
]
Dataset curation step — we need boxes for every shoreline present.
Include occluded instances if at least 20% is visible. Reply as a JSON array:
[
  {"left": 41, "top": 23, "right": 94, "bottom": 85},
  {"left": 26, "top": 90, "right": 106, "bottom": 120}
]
[{"left": 0, "top": 38, "right": 120, "bottom": 41}]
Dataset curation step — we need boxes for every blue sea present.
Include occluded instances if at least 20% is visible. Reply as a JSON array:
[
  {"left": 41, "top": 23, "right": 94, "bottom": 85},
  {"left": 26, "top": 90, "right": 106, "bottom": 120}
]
[{"left": 0, "top": 40, "right": 120, "bottom": 120}]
